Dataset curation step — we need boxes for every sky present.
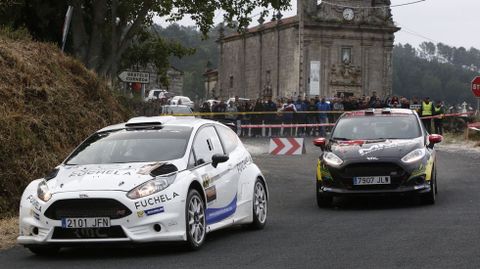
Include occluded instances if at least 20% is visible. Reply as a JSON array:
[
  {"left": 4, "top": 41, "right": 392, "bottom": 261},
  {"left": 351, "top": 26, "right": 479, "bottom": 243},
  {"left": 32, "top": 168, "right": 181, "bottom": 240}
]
[{"left": 154, "top": 0, "right": 480, "bottom": 49}]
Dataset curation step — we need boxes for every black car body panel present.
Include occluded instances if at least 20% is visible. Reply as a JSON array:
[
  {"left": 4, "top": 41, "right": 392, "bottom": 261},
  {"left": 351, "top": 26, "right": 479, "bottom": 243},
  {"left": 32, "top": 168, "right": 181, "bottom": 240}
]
[{"left": 316, "top": 109, "right": 438, "bottom": 197}]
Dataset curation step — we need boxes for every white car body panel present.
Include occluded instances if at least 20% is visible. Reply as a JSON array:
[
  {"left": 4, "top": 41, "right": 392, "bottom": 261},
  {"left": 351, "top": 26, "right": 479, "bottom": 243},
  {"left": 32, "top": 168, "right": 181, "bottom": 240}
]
[{"left": 18, "top": 117, "right": 266, "bottom": 246}]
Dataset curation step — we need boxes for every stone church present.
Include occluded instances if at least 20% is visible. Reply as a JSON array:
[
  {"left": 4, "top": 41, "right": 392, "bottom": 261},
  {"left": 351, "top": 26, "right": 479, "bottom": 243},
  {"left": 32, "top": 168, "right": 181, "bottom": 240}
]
[{"left": 216, "top": 0, "right": 399, "bottom": 100}]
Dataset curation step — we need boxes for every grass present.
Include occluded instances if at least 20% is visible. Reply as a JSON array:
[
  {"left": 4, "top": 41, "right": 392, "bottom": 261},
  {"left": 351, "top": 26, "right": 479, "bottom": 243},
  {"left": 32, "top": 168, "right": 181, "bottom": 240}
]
[{"left": 0, "top": 217, "right": 18, "bottom": 250}]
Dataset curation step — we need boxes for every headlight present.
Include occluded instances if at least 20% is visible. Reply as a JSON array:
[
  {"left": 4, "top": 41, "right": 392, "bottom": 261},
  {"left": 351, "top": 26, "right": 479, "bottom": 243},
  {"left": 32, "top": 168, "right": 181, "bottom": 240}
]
[
  {"left": 323, "top": 152, "right": 343, "bottom": 167},
  {"left": 401, "top": 148, "right": 426, "bottom": 164},
  {"left": 127, "top": 173, "right": 177, "bottom": 199},
  {"left": 37, "top": 180, "right": 52, "bottom": 202}
]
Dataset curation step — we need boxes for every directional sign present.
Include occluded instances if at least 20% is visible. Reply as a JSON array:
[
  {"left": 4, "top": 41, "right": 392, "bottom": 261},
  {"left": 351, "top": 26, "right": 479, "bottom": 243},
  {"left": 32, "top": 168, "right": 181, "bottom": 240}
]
[
  {"left": 118, "top": 71, "right": 150, "bottom": 84},
  {"left": 269, "top": 138, "right": 305, "bottom": 155},
  {"left": 472, "top": 76, "right": 480, "bottom": 97}
]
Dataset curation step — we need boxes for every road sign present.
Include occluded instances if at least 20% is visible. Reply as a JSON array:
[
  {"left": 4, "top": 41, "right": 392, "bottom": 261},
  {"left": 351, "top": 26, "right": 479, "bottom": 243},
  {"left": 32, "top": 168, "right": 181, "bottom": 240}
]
[
  {"left": 269, "top": 138, "right": 305, "bottom": 155},
  {"left": 118, "top": 71, "right": 150, "bottom": 84},
  {"left": 472, "top": 76, "right": 480, "bottom": 97}
]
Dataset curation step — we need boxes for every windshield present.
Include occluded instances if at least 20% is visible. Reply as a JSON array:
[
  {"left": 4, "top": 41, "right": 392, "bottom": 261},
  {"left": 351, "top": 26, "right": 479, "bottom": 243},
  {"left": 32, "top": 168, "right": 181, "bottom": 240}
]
[
  {"left": 162, "top": 106, "right": 192, "bottom": 114},
  {"left": 331, "top": 115, "right": 421, "bottom": 140},
  {"left": 65, "top": 126, "right": 192, "bottom": 165}
]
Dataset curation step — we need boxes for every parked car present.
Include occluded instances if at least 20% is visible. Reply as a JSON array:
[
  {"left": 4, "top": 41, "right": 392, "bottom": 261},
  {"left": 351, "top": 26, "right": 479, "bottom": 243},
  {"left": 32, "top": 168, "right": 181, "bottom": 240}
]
[
  {"left": 313, "top": 108, "right": 442, "bottom": 207},
  {"left": 160, "top": 105, "right": 193, "bottom": 116},
  {"left": 144, "top": 89, "right": 170, "bottom": 102},
  {"left": 17, "top": 116, "right": 268, "bottom": 254},
  {"left": 170, "top": 96, "right": 194, "bottom": 110}
]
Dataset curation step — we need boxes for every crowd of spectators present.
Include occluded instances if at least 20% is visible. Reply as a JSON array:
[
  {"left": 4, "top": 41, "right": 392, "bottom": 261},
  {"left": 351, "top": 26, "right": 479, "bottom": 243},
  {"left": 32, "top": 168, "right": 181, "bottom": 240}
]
[{"left": 199, "top": 92, "right": 446, "bottom": 137}]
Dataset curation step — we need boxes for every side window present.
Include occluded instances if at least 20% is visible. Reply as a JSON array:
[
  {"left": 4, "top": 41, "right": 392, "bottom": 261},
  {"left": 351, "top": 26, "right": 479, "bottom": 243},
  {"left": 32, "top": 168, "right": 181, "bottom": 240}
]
[
  {"left": 192, "top": 126, "right": 224, "bottom": 165},
  {"left": 215, "top": 125, "right": 239, "bottom": 154}
]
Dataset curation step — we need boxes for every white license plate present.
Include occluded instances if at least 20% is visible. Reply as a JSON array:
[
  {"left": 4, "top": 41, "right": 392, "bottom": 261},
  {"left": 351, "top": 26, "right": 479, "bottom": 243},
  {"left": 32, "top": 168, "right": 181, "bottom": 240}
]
[
  {"left": 61, "top": 217, "right": 111, "bottom": 228},
  {"left": 353, "top": 176, "right": 391, "bottom": 185}
]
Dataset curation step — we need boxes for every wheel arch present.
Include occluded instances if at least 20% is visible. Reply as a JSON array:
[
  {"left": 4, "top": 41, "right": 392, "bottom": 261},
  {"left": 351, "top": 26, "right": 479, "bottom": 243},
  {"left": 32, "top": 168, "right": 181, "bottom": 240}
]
[
  {"left": 188, "top": 179, "right": 206, "bottom": 206},
  {"left": 256, "top": 175, "right": 269, "bottom": 201}
]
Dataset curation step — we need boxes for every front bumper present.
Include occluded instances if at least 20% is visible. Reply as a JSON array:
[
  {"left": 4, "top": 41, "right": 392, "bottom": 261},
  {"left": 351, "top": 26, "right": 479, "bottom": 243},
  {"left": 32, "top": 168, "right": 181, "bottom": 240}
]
[
  {"left": 317, "top": 160, "right": 432, "bottom": 196},
  {"left": 18, "top": 190, "right": 186, "bottom": 246},
  {"left": 318, "top": 183, "right": 431, "bottom": 196}
]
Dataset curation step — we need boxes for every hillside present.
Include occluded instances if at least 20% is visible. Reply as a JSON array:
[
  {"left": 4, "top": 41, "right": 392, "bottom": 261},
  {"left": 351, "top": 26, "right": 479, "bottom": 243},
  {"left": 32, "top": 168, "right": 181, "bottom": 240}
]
[{"left": 0, "top": 30, "right": 131, "bottom": 216}]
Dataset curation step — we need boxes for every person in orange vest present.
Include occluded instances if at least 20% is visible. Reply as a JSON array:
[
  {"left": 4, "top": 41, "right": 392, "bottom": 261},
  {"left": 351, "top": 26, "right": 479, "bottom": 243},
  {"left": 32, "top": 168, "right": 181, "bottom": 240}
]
[
  {"left": 433, "top": 101, "right": 445, "bottom": 135},
  {"left": 419, "top": 97, "right": 434, "bottom": 133}
]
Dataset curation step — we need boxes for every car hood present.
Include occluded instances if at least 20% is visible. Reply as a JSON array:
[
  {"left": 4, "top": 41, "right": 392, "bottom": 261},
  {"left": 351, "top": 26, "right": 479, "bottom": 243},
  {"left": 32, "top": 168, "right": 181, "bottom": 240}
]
[
  {"left": 46, "top": 160, "right": 183, "bottom": 194},
  {"left": 329, "top": 137, "right": 423, "bottom": 162}
]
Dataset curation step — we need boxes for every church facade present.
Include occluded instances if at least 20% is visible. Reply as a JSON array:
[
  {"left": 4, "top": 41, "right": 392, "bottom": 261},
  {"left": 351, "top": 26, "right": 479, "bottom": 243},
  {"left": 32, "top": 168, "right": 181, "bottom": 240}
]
[{"left": 217, "top": 0, "right": 399, "bottom": 100}]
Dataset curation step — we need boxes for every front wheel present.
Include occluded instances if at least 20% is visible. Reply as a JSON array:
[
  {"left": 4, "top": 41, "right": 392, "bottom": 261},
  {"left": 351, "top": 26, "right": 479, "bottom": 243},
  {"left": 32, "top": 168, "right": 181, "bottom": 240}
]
[
  {"left": 316, "top": 181, "right": 333, "bottom": 208},
  {"left": 421, "top": 166, "right": 437, "bottom": 205},
  {"left": 185, "top": 189, "right": 206, "bottom": 250},
  {"left": 248, "top": 179, "right": 268, "bottom": 230}
]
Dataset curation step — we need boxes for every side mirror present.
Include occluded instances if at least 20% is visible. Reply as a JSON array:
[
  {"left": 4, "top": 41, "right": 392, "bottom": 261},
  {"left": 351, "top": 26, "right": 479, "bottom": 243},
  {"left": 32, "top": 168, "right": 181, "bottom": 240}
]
[
  {"left": 313, "top": 138, "right": 327, "bottom": 151},
  {"left": 212, "top": 154, "right": 229, "bottom": 168},
  {"left": 428, "top": 134, "right": 443, "bottom": 145}
]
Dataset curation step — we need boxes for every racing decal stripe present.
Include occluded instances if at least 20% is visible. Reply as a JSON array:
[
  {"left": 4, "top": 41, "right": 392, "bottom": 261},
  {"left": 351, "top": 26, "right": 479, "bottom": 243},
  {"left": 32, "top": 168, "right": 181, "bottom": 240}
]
[
  {"left": 206, "top": 195, "right": 237, "bottom": 225},
  {"left": 316, "top": 160, "right": 322, "bottom": 181},
  {"left": 425, "top": 155, "right": 434, "bottom": 181}
]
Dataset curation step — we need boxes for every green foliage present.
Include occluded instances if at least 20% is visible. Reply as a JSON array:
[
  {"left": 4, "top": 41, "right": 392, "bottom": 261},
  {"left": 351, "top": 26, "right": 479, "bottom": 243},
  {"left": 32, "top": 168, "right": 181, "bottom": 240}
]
[
  {"left": 121, "top": 30, "right": 194, "bottom": 86},
  {"left": 0, "top": 26, "right": 32, "bottom": 41},
  {"left": 393, "top": 43, "right": 479, "bottom": 104}
]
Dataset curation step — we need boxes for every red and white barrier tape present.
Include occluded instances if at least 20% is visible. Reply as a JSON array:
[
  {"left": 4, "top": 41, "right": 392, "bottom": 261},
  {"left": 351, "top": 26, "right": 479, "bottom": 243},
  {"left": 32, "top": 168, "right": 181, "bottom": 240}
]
[
  {"left": 420, "top": 112, "right": 474, "bottom": 120},
  {"left": 241, "top": 123, "right": 335, "bottom": 129}
]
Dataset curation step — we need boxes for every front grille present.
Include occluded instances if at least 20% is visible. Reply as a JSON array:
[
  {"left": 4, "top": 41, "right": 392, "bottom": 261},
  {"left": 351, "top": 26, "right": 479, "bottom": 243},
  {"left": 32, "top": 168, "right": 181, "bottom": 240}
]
[
  {"left": 52, "top": 226, "right": 127, "bottom": 239},
  {"left": 44, "top": 199, "right": 131, "bottom": 220},
  {"left": 329, "top": 162, "right": 408, "bottom": 190},
  {"left": 341, "top": 163, "right": 406, "bottom": 178}
]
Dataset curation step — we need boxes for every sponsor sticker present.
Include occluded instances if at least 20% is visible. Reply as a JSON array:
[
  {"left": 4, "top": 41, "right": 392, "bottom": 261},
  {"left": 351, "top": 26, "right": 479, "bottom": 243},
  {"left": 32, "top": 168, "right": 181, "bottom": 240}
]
[
  {"left": 26, "top": 195, "right": 42, "bottom": 212},
  {"left": 68, "top": 169, "right": 133, "bottom": 177},
  {"left": 205, "top": 186, "right": 217, "bottom": 203},
  {"left": 137, "top": 206, "right": 165, "bottom": 218},
  {"left": 134, "top": 192, "right": 179, "bottom": 209}
]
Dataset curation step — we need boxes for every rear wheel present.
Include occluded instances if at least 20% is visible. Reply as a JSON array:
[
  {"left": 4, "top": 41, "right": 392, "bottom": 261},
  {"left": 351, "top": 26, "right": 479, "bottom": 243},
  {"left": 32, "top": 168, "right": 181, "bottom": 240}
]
[
  {"left": 316, "top": 181, "right": 333, "bottom": 208},
  {"left": 248, "top": 179, "right": 268, "bottom": 230},
  {"left": 185, "top": 189, "right": 206, "bottom": 250},
  {"left": 27, "top": 245, "right": 60, "bottom": 256},
  {"left": 421, "top": 166, "right": 437, "bottom": 205}
]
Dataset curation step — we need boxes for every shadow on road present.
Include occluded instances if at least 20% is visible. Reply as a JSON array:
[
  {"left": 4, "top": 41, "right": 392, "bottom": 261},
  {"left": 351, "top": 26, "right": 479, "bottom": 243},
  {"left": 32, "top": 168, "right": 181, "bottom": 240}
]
[
  {"left": 21, "top": 226, "right": 257, "bottom": 260},
  {"left": 328, "top": 195, "right": 428, "bottom": 211}
]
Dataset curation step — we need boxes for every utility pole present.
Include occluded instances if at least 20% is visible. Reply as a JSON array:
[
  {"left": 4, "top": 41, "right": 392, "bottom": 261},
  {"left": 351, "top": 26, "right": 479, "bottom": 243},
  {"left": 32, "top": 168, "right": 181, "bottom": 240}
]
[{"left": 298, "top": 0, "right": 305, "bottom": 96}]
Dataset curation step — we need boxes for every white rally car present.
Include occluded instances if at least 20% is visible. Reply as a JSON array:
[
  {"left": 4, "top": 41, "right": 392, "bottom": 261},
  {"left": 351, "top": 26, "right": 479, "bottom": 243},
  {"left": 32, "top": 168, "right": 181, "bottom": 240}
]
[{"left": 18, "top": 116, "right": 268, "bottom": 255}]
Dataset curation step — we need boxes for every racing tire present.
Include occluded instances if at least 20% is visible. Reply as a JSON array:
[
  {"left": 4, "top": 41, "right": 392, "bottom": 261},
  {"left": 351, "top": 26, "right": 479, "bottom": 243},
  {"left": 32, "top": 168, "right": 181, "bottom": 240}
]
[
  {"left": 316, "top": 182, "right": 333, "bottom": 208},
  {"left": 248, "top": 179, "right": 268, "bottom": 230},
  {"left": 26, "top": 245, "right": 60, "bottom": 256},
  {"left": 185, "top": 189, "right": 206, "bottom": 251},
  {"left": 421, "top": 166, "right": 437, "bottom": 205}
]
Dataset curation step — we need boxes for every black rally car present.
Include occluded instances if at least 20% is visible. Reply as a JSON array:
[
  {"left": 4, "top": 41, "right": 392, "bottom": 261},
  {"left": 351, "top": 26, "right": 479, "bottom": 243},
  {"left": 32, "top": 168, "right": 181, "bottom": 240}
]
[{"left": 313, "top": 108, "right": 443, "bottom": 207}]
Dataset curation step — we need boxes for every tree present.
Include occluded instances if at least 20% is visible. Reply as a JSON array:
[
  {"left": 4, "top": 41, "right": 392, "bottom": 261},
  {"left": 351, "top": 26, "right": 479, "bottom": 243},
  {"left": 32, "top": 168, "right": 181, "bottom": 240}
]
[
  {"left": 0, "top": 0, "right": 290, "bottom": 77},
  {"left": 418, "top": 42, "right": 436, "bottom": 61},
  {"left": 120, "top": 30, "right": 194, "bottom": 86},
  {"left": 68, "top": 0, "right": 290, "bottom": 76}
]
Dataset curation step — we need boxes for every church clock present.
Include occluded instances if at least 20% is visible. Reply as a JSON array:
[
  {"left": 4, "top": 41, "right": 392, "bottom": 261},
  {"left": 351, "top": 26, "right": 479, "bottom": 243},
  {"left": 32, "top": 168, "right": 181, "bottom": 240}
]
[{"left": 342, "top": 8, "right": 354, "bottom": 21}]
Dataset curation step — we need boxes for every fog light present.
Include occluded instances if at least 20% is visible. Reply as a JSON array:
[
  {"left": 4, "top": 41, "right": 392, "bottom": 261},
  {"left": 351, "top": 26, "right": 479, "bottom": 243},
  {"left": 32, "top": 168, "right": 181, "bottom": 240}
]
[
  {"left": 415, "top": 177, "right": 425, "bottom": 185},
  {"left": 153, "top": 224, "right": 161, "bottom": 232}
]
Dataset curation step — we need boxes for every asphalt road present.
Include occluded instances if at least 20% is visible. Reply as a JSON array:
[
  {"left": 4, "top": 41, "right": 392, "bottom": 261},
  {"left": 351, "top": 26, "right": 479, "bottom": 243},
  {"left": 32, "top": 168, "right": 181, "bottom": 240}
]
[{"left": 1, "top": 139, "right": 480, "bottom": 268}]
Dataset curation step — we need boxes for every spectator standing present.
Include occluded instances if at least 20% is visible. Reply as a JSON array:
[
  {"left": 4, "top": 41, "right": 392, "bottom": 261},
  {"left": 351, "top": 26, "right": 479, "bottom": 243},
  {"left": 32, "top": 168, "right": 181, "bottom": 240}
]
[
  {"left": 316, "top": 98, "right": 331, "bottom": 137},
  {"left": 294, "top": 95, "right": 307, "bottom": 136},
  {"left": 282, "top": 99, "right": 296, "bottom": 136},
  {"left": 264, "top": 97, "right": 278, "bottom": 136},
  {"left": 252, "top": 99, "right": 265, "bottom": 137},
  {"left": 433, "top": 101, "right": 444, "bottom": 135},
  {"left": 420, "top": 97, "right": 434, "bottom": 133}
]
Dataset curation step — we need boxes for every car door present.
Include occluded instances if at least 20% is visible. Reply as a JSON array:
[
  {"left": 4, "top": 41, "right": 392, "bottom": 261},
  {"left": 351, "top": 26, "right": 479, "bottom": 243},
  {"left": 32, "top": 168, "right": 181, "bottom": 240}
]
[
  {"left": 190, "top": 125, "right": 236, "bottom": 225},
  {"left": 214, "top": 124, "right": 244, "bottom": 201}
]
